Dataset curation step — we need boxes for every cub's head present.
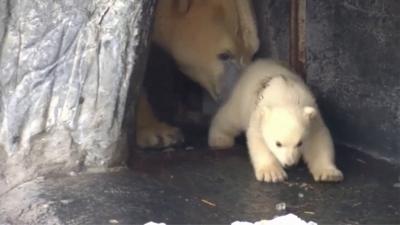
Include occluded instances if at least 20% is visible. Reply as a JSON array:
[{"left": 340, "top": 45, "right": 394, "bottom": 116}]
[
  {"left": 259, "top": 106, "right": 317, "bottom": 167},
  {"left": 157, "top": 0, "right": 259, "bottom": 99}
]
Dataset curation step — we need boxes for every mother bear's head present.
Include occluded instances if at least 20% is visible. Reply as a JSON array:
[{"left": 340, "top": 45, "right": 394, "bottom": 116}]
[{"left": 152, "top": 0, "right": 260, "bottom": 100}]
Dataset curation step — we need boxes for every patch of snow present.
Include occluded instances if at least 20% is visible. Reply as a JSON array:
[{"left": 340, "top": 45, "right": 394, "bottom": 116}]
[
  {"left": 144, "top": 214, "right": 317, "bottom": 225},
  {"left": 144, "top": 222, "right": 166, "bottom": 225},
  {"left": 232, "top": 214, "right": 317, "bottom": 225}
]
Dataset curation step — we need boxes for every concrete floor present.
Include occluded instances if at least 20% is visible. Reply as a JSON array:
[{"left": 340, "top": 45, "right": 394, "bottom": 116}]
[
  {"left": 128, "top": 135, "right": 400, "bottom": 224},
  {"left": 1, "top": 132, "right": 399, "bottom": 224}
]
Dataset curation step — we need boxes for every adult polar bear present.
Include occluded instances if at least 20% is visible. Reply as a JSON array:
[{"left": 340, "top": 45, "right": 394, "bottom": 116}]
[{"left": 136, "top": 0, "right": 260, "bottom": 148}]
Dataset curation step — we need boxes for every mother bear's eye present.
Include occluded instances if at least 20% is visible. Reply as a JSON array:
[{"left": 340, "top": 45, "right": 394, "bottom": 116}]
[
  {"left": 296, "top": 141, "right": 303, "bottom": 147},
  {"left": 218, "top": 52, "right": 233, "bottom": 61},
  {"left": 276, "top": 141, "right": 282, "bottom": 147}
]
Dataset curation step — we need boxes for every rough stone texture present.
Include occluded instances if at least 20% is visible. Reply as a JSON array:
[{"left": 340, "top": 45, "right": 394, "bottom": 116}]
[
  {"left": 0, "top": 0, "right": 156, "bottom": 194},
  {"left": 306, "top": 0, "right": 400, "bottom": 164},
  {"left": 253, "top": 0, "right": 290, "bottom": 61}
]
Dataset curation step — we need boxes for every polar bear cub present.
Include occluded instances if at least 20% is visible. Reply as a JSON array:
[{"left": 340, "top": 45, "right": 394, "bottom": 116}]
[{"left": 208, "top": 59, "right": 343, "bottom": 183}]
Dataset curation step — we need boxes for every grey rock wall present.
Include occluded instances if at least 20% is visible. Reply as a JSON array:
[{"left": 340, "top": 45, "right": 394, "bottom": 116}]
[
  {"left": 253, "top": 0, "right": 290, "bottom": 61},
  {"left": 0, "top": 0, "right": 155, "bottom": 194},
  {"left": 307, "top": 0, "right": 400, "bottom": 164}
]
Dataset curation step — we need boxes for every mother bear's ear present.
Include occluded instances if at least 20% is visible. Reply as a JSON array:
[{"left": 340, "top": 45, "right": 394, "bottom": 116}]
[
  {"left": 234, "top": 0, "right": 260, "bottom": 57},
  {"left": 175, "top": 0, "right": 193, "bottom": 14}
]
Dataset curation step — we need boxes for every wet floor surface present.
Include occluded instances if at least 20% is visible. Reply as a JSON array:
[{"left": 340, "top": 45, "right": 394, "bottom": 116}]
[{"left": 1, "top": 134, "right": 399, "bottom": 224}]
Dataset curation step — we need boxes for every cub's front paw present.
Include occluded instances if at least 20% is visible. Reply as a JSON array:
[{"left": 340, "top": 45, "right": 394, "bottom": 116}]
[
  {"left": 311, "top": 167, "right": 343, "bottom": 182},
  {"left": 208, "top": 133, "right": 234, "bottom": 150},
  {"left": 136, "top": 123, "right": 183, "bottom": 148},
  {"left": 254, "top": 162, "right": 287, "bottom": 183}
]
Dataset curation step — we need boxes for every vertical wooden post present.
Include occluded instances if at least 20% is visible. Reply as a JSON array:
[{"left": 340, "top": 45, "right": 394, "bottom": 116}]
[{"left": 289, "top": 0, "right": 306, "bottom": 79}]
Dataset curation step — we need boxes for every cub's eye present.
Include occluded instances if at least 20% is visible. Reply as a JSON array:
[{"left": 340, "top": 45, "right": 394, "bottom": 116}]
[
  {"left": 276, "top": 141, "right": 282, "bottom": 147},
  {"left": 296, "top": 141, "right": 303, "bottom": 147},
  {"left": 218, "top": 52, "right": 233, "bottom": 61}
]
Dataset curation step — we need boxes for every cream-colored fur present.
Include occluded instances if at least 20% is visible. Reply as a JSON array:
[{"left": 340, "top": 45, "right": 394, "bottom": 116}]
[
  {"left": 136, "top": 0, "right": 259, "bottom": 148},
  {"left": 209, "top": 59, "right": 343, "bottom": 183}
]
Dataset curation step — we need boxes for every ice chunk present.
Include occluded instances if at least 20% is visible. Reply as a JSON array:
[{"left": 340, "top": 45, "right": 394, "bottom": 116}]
[{"left": 275, "top": 202, "right": 286, "bottom": 211}]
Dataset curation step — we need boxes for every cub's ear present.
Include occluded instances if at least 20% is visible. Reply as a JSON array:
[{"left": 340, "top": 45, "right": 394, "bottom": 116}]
[
  {"left": 175, "top": 0, "right": 193, "bottom": 14},
  {"left": 258, "top": 104, "right": 271, "bottom": 116},
  {"left": 304, "top": 106, "right": 317, "bottom": 119}
]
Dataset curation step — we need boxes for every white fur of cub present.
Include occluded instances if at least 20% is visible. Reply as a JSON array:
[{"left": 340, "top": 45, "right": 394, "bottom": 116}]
[{"left": 208, "top": 59, "right": 343, "bottom": 183}]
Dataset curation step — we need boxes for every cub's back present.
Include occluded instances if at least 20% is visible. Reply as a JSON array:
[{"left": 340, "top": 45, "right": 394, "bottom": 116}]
[{"left": 226, "top": 59, "right": 316, "bottom": 118}]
